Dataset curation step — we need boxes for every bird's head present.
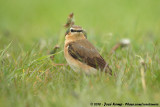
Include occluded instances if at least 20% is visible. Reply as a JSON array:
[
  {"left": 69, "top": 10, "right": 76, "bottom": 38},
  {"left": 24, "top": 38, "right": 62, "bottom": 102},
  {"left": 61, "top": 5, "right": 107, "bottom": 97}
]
[{"left": 65, "top": 25, "right": 87, "bottom": 41}]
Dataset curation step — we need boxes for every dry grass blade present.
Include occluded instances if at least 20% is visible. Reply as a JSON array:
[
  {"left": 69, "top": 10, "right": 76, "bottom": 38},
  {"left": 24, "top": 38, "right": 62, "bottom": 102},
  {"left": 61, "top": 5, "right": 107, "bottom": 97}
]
[
  {"left": 109, "top": 39, "right": 130, "bottom": 55},
  {"left": 64, "top": 12, "right": 74, "bottom": 28},
  {"left": 50, "top": 45, "right": 60, "bottom": 60},
  {"left": 136, "top": 55, "right": 147, "bottom": 92}
]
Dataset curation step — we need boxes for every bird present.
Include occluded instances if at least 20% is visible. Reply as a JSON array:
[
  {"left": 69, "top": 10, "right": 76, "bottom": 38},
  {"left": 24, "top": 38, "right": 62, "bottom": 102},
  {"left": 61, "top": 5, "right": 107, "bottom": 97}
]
[{"left": 64, "top": 25, "right": 112, "bottom": 75}]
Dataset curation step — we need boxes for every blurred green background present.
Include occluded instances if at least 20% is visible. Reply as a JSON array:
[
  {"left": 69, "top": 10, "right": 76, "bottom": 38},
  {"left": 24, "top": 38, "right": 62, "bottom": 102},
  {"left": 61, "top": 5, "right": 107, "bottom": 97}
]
[
  {"left": 0, "top": 0, "right": 160, "bottom": 107},
  {"left": 1, "top": 0, "right": 160, "bottom": 50}
]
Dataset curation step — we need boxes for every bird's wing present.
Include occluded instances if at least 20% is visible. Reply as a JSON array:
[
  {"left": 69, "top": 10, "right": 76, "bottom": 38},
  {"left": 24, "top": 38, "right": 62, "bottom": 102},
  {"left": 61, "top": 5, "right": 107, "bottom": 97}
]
[{"left": 68, "top": 39, "right": 111, "bottom": 74}]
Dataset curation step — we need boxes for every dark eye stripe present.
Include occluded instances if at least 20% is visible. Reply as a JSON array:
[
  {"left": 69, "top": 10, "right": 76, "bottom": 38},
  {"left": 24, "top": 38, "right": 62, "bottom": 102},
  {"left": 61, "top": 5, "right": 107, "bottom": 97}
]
[{"left": 71, "top": 29, "right": 83, "bottom": 32}]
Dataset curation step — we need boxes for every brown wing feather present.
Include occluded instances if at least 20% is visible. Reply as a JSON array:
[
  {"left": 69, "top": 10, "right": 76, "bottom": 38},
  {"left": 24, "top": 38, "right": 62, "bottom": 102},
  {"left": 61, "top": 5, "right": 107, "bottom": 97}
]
[{"left": 68, "top": 39, "right": 112, "bottom": 74}]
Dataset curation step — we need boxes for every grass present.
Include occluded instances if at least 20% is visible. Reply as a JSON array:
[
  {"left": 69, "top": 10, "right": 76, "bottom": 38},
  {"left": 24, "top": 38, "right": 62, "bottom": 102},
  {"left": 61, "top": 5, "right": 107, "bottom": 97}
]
[{"left": 0, "top": 0, "right": 160, "bottom": 107}]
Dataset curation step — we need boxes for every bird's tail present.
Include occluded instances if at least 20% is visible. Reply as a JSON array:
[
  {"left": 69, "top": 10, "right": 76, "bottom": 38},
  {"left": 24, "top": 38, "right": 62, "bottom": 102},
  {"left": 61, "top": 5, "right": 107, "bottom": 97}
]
[{"left": 104, "top": 64, "right": 112, "bottom": 76}]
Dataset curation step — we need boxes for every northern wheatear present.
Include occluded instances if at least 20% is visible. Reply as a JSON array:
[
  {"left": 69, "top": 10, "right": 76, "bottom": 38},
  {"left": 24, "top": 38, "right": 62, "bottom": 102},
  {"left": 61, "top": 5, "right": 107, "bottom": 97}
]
[{"left": 64, "top": 25, "right": 112, "bottom": 75}]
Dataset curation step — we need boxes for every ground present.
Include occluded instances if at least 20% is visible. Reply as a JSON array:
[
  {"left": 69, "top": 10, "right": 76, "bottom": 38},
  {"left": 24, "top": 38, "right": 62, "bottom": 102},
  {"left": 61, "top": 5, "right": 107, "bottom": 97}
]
[{"left": 0, "top": 0, "right": 160, "bottom": 107}]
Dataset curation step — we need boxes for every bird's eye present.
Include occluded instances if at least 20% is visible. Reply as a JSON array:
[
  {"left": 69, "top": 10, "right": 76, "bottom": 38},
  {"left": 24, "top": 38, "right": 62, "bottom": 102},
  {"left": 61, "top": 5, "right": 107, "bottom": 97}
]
[{"left": 70, "top": 29, "right": 74, "bottom": 32}]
